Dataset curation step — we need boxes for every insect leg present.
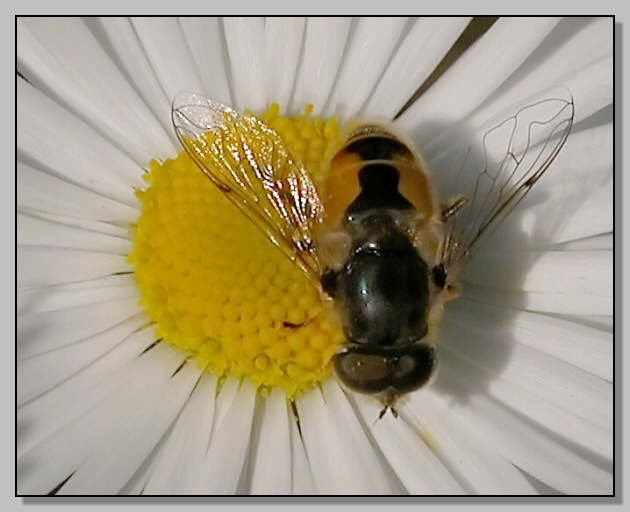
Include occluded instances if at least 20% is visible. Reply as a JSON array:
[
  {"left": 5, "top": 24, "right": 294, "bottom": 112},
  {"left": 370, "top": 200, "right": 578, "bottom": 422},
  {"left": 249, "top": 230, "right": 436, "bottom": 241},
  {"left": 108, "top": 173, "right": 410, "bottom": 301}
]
[{"left": 441, "top": 195, "right": 469, "bottom": 222}]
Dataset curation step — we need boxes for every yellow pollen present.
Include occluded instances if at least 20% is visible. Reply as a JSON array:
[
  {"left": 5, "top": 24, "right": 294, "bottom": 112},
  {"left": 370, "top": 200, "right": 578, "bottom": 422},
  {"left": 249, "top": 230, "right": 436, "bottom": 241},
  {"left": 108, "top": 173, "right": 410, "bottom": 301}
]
[{"left": 129, "top": 104, "right": 346, "bottom": 399}]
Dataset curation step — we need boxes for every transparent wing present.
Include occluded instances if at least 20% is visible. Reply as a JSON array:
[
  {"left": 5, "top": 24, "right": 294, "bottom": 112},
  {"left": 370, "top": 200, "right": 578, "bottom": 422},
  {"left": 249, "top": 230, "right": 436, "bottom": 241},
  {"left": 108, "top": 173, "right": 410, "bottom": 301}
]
[
  {"left": 437, "top": 89, "right": 575, "bottom": 281},
  {"left": 172, "top": 92, "right": 325, "bottom": 281}
]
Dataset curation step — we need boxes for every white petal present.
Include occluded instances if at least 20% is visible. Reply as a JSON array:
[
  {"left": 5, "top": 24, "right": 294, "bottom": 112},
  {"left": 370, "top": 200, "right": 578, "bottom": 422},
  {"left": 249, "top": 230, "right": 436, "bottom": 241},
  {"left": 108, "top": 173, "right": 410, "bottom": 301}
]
[
  {"left": 17, "top": 213, "right": 130, "bottom": 254},
  {"left": 404, "top": 392, "right": 538, "bottom": 494},
  {"left": 207, "top": 374, "right": 240, "bottom": 427},
  {"left": 83, "top": 17, "right": 177, "bottom": 145},
  {"left": 488, "top": 378, "right": 612, "bottom": 462},
  {"left": 179, "top": 17, "right": 233, "bottom": 104},
  {"left": 17, "top": 161, "right": 138, "bottom": 223},
  {"left": 429, "top": 378, "right": 612, "bottom": 494},
  {"left": 17, "top": 334, "right": 184, "bottom": 494},
  {"left": 352, "top": 395, "right": 465, "bottom": 494},
  {"left": 18, "top": 328, "right": 156, "bottom": 457},
  {"left": 462, "top": 250, "right": 612, "bottom": 315},
  {"left": 118, "top": 451, "right": 157, "bottom": 495},
  {"left": 223, "top": 17, "right": 267, "bottom": 111},
  {"left": 17, "top": 78, "right": 142, "bottom": 203},
  {"left": 17, "top": 246, "right": 129, "bottom": 288},
  {"left": 559, "top": 53, "right": 613, "bottom": 124},
  {"left": 323, "top": 17, "right": 409, "bottom": 120},
  {"left": 57, "top": 360, "right": 200, "bottom": 494},
  {"left": 17, "top": 17, "right": 173, "bottom": 163},
  {"left": 551, "top": 185, "right": 613, "bottom": 244},
  {"left": 398, "top": 17, "right": 561, "bottom": 139},
  {"left": 436, "top": 343, "right": 612, "bottom": 462},
  {"left": 187, "top": 380, "right": 257, "bottom": 494},
  {"left": 130, "top": 17, "right": 205, "bottom": 104},
  {"left": 452, "top": 299, "right": 612, "bottom": 381},
  {"left": 556, "top": 313, "right": 613, "bottom": 333},
  {"left": 289, "top": 410, "right": 317, "bottom": 494},
  {"left": 363, "top": 17, "right": 471, "bottom": 120},
  {"left": 468, "top": 18, "right": 613, "bottom": 129},
  {"left": 438, "top": 317, "right": 612, "bottom": 432},
  {"left": 17, "top": 274, "right": 137, "bottom": 315},
  {"left": 291, "top": 17, "right": 352, "bottom": 114},
  {"left": 18, "top": 313, "right": 146, "bottom": 405},
  {"left": 297, "top": 381, "right": 394, "bottom": 494},
  {"left": 19, "top": 210, "right": 131, "bottom": 241},
  {"left": 17, "top": 297, "right": 140, "bottom": 360},
  {"left": 247, "top": 388, "right": 292, "bottom": 494},
  {"left": 264, "top": 17, "right": 307, "bottom": 108},
  {"left": 553, "top": 233, "right": 612, "bottom": 251},
  {"left": 463, "top": 284, "right": 609, "bottom": 316},
  {"left": 142, "top": 372, "right": 218, "bottom": 494}
]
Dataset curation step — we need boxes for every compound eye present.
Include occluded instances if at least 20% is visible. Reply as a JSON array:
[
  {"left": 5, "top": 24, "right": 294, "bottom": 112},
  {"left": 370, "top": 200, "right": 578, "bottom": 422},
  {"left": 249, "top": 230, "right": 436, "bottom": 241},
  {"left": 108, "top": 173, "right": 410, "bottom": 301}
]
[
  {"left": 390, "top": 345, "right": 436, "bottom": 393},
  {"left": 334, "top": 351, "right": 393, "bottom": 394},
  {"left": 334, "top": 345, "right": 437, "bottom": 395}
]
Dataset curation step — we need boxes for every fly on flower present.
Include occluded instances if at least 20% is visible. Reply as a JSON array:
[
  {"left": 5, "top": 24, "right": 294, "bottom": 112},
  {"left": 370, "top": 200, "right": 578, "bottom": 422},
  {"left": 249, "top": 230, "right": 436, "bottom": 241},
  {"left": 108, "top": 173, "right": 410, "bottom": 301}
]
[{"left": 171, "top": 90, "right": 574, "bottom": 418}]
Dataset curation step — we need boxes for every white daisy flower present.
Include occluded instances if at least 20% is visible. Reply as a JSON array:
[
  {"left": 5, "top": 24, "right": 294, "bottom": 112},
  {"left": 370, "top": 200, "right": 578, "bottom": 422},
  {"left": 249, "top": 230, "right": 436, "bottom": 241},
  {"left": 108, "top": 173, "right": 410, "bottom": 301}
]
[{"left": 17, "top": 16, "right": 613, "bottom": 495}]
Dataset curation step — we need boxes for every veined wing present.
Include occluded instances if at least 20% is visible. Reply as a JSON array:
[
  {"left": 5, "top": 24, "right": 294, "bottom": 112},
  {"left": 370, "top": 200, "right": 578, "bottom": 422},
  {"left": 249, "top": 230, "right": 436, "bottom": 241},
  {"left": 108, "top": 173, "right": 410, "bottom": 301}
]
[
  {"left": 172, "top": 92, "right": 325, "bottom": 282},
  {"left": 437, "top": 88, "right": 575, "bottom": 281}
]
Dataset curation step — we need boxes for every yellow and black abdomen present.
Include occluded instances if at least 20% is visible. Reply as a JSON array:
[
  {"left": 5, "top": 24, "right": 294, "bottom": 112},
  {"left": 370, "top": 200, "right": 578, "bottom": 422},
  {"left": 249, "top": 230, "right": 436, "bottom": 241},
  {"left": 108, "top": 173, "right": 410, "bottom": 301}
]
[{"left": 321, "top": 126, "right": 439, "bottom": 232}]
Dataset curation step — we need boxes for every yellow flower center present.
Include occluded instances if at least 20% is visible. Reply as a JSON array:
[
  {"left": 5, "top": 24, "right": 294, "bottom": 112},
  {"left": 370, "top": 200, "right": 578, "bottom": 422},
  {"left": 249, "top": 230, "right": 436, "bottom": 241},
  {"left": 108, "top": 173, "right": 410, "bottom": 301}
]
[{"left": 129, "top": 104, "right": 346, "bottom": 399}]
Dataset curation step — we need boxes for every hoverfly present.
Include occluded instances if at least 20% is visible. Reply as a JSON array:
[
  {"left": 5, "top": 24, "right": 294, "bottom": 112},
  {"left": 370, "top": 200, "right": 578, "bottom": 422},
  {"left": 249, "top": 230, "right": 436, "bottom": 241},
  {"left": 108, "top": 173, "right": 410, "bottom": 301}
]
[{"left": 172, "top": 90, "right": 574, "bottom": 417}]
